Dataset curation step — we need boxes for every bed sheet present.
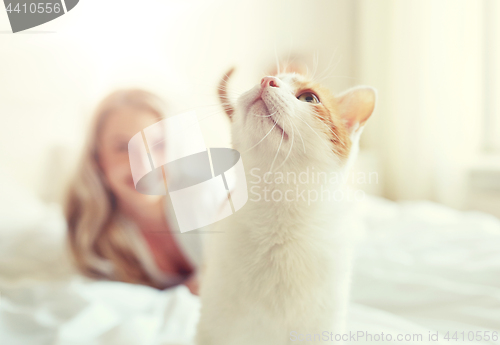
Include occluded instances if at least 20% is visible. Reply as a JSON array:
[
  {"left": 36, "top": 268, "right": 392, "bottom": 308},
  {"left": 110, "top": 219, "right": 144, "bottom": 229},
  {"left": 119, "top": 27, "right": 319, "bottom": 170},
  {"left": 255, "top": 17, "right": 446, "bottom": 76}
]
[{"left": 1, "top": 173, "right": 499, "bottom": 344}]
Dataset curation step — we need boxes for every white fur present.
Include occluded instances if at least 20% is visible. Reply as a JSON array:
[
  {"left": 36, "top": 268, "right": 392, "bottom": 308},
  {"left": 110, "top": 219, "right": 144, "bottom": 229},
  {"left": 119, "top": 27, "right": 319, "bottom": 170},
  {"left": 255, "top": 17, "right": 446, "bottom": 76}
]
[{"left": 197, "top": 74, "right": 366, "bottom": 345}]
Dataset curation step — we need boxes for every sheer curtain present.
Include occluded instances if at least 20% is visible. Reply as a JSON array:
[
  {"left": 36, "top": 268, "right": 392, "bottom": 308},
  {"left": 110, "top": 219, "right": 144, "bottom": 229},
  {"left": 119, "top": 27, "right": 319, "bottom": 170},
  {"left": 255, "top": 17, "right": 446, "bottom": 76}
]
[{"left": 355, "top": 0, "right": 485, "bottom": 209}]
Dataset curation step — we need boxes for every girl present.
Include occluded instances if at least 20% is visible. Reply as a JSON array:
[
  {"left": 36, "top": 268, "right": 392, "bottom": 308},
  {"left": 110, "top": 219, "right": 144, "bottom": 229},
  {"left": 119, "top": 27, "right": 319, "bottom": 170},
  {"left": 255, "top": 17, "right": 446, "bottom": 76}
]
[{"left": 65, "top": 89, "right": 200, "bottom": 294}]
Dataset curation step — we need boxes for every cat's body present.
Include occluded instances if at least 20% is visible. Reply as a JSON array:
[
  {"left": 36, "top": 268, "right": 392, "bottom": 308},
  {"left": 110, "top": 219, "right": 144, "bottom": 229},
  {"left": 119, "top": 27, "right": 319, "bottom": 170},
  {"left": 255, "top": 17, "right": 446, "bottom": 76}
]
[{"left": 197, "top": 70, "right": 375, "bottom": 345}]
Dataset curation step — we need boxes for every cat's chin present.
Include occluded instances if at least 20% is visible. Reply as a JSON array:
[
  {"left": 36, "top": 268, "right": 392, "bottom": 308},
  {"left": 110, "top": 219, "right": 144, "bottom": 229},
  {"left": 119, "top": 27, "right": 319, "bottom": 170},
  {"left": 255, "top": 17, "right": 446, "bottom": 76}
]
[
  {"left": 247, "top": 99, "right": 287, "bottom": 137},
  {"left": 248, "top": 98, "right": 269, "bottom": 116}
]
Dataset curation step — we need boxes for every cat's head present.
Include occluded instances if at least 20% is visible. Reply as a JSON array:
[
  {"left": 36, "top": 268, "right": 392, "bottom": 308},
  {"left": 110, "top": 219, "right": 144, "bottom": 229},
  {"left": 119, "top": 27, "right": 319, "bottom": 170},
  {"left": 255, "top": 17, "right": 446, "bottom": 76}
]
[{"left": 220, "top": 69, "right": 376, "bottom": 172}]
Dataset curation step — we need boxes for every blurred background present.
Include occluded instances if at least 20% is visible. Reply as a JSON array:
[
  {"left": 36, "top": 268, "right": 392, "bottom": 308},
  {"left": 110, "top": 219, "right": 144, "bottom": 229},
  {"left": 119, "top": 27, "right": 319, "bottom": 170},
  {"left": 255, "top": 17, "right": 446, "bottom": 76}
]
[{"left": 1, "top": 0, "right": 499, "bottom": 217}]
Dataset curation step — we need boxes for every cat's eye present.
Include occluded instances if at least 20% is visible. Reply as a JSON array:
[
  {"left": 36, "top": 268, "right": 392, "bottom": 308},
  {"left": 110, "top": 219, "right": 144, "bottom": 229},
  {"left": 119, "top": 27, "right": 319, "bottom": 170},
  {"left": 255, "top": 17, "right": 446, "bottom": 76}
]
[{"left": 297, "top": 92, "right": 320, "bottom": 104}]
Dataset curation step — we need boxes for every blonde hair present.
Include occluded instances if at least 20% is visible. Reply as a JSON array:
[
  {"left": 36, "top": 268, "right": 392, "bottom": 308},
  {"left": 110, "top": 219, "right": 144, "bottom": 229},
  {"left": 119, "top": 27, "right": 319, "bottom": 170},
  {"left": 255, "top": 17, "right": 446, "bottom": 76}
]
[{"left": 65, "top": 89, "right": 166, "bottom": 288}]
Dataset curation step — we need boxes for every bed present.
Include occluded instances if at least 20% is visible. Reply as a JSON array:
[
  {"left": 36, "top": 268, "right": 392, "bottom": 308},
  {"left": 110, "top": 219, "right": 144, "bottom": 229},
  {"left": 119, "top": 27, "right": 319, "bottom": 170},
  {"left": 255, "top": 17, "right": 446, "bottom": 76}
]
[{"left": 1, "top": 170, "right": 499, "bottom": 345}]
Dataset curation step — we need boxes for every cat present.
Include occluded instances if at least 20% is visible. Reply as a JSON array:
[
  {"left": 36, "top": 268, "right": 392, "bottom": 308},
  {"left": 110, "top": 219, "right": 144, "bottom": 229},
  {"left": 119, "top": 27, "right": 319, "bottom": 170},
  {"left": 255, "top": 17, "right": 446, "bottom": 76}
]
[{"left": 196, "top": 67, "right": 376, "bottom": 345}]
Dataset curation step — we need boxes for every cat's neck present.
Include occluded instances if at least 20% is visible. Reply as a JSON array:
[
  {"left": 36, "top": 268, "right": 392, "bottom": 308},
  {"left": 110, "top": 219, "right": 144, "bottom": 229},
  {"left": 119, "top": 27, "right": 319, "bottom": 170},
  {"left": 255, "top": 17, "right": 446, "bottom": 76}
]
[{"left": 240, "top": 159, "right": 351, "bottom": 229}]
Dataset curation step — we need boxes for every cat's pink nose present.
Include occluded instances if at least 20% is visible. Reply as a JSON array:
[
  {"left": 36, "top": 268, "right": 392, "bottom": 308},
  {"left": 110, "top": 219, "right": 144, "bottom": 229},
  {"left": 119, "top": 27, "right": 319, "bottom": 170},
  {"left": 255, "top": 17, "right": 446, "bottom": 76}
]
[{"left": 261, "top": 76, "right": 281, "bottom": 88}]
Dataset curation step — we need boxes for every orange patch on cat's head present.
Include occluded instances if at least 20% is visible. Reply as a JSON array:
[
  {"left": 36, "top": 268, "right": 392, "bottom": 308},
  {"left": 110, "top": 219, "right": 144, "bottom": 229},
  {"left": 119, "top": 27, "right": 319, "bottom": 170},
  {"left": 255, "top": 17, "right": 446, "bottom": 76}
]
[{"left": 292, "top": 78, "right": 352, "bottom": 160}]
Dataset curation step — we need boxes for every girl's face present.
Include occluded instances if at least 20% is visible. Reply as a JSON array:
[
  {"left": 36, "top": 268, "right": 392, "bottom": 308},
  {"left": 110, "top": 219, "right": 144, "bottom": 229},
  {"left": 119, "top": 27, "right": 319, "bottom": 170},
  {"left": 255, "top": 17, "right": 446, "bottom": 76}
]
[{"left": 98, "top": 109, "right": 162, "bottom": 211}]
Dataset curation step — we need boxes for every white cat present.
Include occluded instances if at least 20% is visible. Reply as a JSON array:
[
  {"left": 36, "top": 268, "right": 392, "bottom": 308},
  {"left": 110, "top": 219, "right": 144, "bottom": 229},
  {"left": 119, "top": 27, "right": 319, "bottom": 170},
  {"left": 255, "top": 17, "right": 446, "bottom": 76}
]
[{"left": 196, "top": 69, "right": 376, "bottom": 345}]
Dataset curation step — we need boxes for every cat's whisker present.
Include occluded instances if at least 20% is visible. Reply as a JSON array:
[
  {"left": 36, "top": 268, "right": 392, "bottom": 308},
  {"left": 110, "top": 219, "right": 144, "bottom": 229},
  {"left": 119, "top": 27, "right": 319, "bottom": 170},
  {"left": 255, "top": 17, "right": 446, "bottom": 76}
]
[
  {"left": 196, "top": 110, "right": 226, "bottom": 122},
  {"left": 214, "top": 93, "right": 241, "bottom": 101},
  {"left": 193, "top": 94, "right": 240, "bottom": 105},
  {"left": 254, "top": 111, "right": 278, "bottom": 118},
  {"left": 286, "top": 37, "right": 293, "bottom": 70},
  {"left": 317, "top": 49, "right": 341, "bottom": 82},
  {"left": 214, "top": 86, "right": 242, "bottom": 94},
  {"left": 313, "top": 112, "right": 346, "bottom": 147},
  {"left": 274, "top": 116, "right": 294, "bottom": 170},
  {"left": 155, "top": 108, "right": 226, "bottom": 141},
  {"left": 215, "top": 94, "right": 240, "bottom": 101},
  {"left": 243, "top": 119, "right": 278, "bottom": 153},
  {"left": 274, "top": 44, "right": 281, "bottom": 75},
  {"left": 316, "top": 61, "right": 343, "bottom": 85},
  {"left": 313, "top": 48, "right": 336, "bottom": 83},
  {"left": 296, "top": 116, "right": 324, "bottom": 142},
  {"left": 217, "top": 101, "right": 237, "bottom": 108},
  {"left": 321, "top": 48, "right": 338, "bottom": 79},
  {"left": 290, "top": 119, "right": 306, "bottom": 154},
  {"left": 216, "top": 97, "right": 238, "bottom": 104},
  {"left": 217, "top": 93, "right": 239, "bottom": 99},
  {"left": 185, "top": 104, "right": 234, "bottom": 114},
  {"left": 323, "top": 123, "right": 346, "bottom": 147},
  {"left": 268, "top": 114, "right": 285, "bottom": 172},
  {"left": 311, "top": 51, "right": 319, "bottom": 80},
  {"left": 175, "top": 103, "right": 229, "bottom": 112},
  {"left": 316, "top": 75, "right": 358, "bottom": 84},
  {"left": 196, "top": 80, "right": 244, "bottom": 92}
]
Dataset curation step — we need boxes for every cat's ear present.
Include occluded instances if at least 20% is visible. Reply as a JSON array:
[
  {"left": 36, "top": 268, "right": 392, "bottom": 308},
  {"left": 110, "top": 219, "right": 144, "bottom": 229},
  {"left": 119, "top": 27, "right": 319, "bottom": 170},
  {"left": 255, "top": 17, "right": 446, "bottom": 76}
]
[
  {"left": 336, "top": 86, "right": 376, "bottom": 132},
  {"left": 218, "top": 68, "right": 235, "bottom": 120}
]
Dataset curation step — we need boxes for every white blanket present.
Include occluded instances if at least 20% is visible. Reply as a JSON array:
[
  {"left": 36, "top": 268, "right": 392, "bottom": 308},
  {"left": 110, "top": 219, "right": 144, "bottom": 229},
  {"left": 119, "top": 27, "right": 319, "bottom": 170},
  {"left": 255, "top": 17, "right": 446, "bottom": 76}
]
[{"left": 1, "top": 174, "right": 499, "bottom": 344}]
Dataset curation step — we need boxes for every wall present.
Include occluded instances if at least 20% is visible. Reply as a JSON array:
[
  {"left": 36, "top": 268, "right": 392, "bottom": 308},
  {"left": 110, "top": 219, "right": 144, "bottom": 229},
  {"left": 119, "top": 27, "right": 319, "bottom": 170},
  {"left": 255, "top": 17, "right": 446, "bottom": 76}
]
[{"left": 0, "top": 0, "right": 356, "bottom": 201}]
